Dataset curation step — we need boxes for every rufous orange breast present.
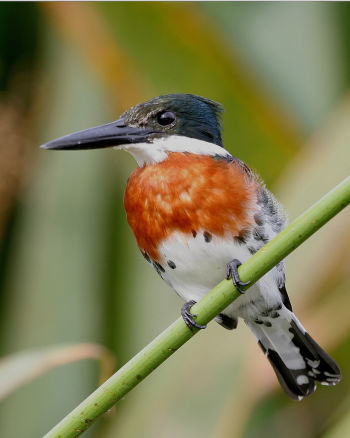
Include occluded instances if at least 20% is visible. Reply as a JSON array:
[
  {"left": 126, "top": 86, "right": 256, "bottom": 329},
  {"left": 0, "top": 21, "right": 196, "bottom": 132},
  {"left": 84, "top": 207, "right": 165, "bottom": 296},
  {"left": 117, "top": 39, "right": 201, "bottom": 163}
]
[{"left": 124, "top": 153, "right": 258, "bottom": 261}]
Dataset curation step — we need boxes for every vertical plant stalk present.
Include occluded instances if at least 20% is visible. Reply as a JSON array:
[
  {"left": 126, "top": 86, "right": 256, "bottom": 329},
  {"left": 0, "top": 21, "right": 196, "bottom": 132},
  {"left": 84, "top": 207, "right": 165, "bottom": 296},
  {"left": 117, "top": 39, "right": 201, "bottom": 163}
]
[{"left": 44, "top": 177, "right": 350, "bottom": 438}]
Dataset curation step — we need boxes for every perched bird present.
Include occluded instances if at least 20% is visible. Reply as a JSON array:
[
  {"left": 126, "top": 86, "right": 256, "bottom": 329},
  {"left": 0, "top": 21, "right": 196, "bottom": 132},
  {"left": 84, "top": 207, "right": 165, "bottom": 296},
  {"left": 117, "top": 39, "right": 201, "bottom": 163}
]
[{"left": 42, "top": 93, "right": 341, "bottom": 400}]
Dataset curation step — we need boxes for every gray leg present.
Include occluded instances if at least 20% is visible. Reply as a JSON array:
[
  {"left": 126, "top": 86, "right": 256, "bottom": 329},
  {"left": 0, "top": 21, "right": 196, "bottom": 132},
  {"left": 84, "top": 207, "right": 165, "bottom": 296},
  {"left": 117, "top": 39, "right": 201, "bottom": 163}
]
[
  {"left": 226, "top": 259, "right": 250, "bottom": 294},
  {"left": 181, "top": 300, "right": 207, "bottom": 331}
]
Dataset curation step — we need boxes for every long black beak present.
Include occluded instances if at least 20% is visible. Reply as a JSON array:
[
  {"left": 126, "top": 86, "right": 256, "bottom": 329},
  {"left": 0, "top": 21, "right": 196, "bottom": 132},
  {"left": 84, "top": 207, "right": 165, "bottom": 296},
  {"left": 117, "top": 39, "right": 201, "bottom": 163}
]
[{"left": 40, "top": 118, "right": 155, "bottom": 150}]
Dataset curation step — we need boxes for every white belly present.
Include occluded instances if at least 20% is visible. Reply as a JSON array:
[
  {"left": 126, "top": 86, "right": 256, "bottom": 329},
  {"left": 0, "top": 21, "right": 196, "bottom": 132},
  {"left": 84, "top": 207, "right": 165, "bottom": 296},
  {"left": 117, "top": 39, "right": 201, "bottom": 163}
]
[{"left": 156, "top": 230, "right": 283, "bottom": 321}]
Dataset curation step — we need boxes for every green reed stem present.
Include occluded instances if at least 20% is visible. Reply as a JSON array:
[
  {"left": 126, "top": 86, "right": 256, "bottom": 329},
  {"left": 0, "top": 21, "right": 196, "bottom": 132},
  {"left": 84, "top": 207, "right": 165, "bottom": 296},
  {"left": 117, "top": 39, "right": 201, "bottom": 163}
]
[{"left": 44, "top": 176, "right": 350, "bottom": 438}]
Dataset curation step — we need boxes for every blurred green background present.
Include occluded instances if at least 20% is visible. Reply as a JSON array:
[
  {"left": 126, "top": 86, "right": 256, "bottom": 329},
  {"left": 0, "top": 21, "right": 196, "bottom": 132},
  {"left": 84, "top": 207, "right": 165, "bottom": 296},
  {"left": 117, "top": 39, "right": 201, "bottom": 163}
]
[{"left": 0, "top": 2, "right": 349, "bottom": 438}]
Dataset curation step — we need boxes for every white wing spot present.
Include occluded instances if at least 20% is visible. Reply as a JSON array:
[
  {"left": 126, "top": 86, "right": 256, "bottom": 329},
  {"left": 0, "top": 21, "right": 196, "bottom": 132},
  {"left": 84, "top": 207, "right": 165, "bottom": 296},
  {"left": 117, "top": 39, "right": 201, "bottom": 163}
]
[
  {"left": 306, "top": 359, "right": 320, "bottom": 369},
  {"left": 296, "top": 375, "right": 309, "bottom": 385}
]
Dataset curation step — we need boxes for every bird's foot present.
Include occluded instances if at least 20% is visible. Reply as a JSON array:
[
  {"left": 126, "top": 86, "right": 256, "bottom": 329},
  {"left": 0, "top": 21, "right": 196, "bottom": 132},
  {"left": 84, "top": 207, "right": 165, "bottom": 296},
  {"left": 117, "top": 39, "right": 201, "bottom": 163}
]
[
  {"left": 226, "top": 259, "right": 250, "bottom": 294},
  {"left": 181, "top": 300, "right": 207, "bottom": 331}
]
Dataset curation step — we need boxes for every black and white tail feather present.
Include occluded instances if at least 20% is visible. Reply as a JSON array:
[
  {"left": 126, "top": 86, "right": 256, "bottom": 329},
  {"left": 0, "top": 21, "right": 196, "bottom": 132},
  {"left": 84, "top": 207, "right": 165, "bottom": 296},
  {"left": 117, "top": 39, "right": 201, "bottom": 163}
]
[{"left": 247, "top": 305, "right": 341, "bottom": 400}]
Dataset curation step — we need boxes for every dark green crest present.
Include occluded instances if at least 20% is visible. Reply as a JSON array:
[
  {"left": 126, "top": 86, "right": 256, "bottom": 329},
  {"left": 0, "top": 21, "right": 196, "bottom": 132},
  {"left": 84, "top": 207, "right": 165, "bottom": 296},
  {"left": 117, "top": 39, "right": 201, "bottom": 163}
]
[{"left": 122, "top": 94, "right": 224, "bottom": 146}]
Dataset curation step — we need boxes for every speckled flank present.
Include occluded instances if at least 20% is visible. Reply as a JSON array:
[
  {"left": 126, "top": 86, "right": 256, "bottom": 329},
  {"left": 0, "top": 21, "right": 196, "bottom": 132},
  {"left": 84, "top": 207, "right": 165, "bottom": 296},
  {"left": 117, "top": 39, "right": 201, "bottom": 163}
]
[
  {"left": 203, "top": 231, "right": 212, "bottom": 242},
  {"left": 167, "top": 260, "right": 176, "bottom": 269}
]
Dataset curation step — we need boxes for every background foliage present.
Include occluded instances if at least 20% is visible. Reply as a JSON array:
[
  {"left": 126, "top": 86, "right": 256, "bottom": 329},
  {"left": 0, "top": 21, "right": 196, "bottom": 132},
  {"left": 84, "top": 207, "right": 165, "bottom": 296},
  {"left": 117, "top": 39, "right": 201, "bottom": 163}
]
[{"left": 0, "top": 3, "right": 349, "bottom": 438}]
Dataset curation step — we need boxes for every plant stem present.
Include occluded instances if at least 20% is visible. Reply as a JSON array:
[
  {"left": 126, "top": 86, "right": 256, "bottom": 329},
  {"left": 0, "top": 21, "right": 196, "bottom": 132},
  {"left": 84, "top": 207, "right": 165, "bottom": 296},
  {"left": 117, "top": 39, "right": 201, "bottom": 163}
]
[{"left": 44, "top": 176, "right": 350, "bottom": 438}]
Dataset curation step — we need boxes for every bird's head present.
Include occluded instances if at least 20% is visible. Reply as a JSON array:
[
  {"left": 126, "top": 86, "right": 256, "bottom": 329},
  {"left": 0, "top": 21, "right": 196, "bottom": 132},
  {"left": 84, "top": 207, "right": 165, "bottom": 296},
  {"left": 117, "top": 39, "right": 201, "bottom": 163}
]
[{"left": 41, "top": 94, "right": 227, "bottom": 165}]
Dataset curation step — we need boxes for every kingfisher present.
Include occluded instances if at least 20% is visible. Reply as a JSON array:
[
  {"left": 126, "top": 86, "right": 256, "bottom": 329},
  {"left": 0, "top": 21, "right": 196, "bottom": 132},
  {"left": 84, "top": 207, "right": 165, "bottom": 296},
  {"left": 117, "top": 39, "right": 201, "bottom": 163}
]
[{"left": 41, "top": 93, "right": 341, "bottom": 400}]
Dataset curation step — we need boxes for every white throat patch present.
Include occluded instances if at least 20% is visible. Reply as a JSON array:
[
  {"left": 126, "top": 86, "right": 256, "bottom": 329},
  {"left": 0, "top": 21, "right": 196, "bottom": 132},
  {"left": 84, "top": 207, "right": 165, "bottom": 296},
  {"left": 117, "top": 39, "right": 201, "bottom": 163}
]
[{"left": 114, "top": 135, "right": 230, "bottom": 166}]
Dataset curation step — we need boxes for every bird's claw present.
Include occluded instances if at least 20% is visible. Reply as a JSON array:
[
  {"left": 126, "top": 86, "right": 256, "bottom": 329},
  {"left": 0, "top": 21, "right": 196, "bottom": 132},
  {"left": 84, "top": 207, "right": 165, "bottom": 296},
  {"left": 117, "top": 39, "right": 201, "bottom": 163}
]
[
  {"left": 226, "top": 259, "right": 250, "bottom": 294},
  {"left": 181, "top": 300, "right": 207, "bottom": 331}
]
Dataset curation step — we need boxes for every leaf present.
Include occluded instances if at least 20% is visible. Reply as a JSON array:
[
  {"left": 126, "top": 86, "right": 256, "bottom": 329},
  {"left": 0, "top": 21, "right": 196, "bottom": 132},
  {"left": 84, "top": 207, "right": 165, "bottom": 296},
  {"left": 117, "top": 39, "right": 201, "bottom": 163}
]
[{"left": 0, "top": 343, "right": 115, "bottom": 401}]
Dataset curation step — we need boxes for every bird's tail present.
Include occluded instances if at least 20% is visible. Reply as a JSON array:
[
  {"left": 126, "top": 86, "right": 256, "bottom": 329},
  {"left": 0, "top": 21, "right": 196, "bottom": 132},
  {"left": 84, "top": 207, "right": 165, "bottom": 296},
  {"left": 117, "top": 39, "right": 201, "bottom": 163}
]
[{"left": 246, "top": 306, "right": 341, "bottom": 400}]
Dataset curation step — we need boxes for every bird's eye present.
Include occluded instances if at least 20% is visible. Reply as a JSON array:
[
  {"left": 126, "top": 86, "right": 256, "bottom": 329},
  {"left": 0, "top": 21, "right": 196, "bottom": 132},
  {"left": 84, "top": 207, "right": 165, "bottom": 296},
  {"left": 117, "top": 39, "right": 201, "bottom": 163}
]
[{"left": 157, "top": 111, "right": 176, "bottom": 126}]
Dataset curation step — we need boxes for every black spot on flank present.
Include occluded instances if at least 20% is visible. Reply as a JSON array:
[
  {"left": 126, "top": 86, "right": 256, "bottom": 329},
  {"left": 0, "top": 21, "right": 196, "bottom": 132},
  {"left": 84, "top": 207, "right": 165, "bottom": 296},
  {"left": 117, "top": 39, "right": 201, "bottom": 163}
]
[
  {"left": 252, "top": 229, "right": 260, "bottom": 240},
  {"left": 264, "top": 321, "right": 272, "bottom": 327},
  {"left": 154, "top": 262, "right": 165, "bottom": 273},
  {"left": 247, "top": 246, "right": 257, "bottom": 255},
  {"left": 234, "top": 236, "right": 245, "bottom": 245},
  {"left": 254, "top": 213, "right": 263, "bottom": 225},
  {"left": 234, "top": 229, "right": 250, "bottom": 245},
  {"left": 192, "top": 230, "right": 197, "bottom": 238},
  {"left": 167, "top": 260, "right": 176, "bottom": 269},
  {"left": 151, "top": 261, "right": 164, "bottom": 279},
  {"left": 255, "top": 319, "right": 264, "bottom": 325},
  {"left": 274, "top": 303, "right": 282, "bottom": 311},
  {"left": 270, "top": 311, "right": 280, "bottom": 318},
  {"left": 142, "top": 251, "right": 151, "bottom": 263},
  {"left": 253, "top": 228, "right": 269, "bottom": 243},
  {"left": 203, "top": 231, "right": 212, "bottom": 242}
]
